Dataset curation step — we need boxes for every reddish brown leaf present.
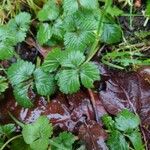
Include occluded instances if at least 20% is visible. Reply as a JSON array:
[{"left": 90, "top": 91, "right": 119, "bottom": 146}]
[
  {"left": 79, "top": 120, "right": 108, "bottom": 150},
  {"left": 99, "top": 69, "right": 150, "bottom": 124}
]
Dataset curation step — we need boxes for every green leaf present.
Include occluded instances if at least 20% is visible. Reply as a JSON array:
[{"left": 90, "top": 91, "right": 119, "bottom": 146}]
[
  {"left": 0, "top": 43, "right": 14, "bottom": 60},
  {"left": 7, "top": 12, "right": 31, "bottom": 43},
  {"left": 14, "top": 83, "right": 33, "bottom": 108},
  {"left": 0, "top": 76, "right": 8, "bottom": 94},
  {"left": 127, "top": 130, "right": 144, "bottom": 150},
  {"left": 51, "top": 132, "right": 76, "bottom": 150},
  {"left": 63, "top": 10, "right": 97, "bottom": 51},
  {"left": 102, "top": 114, "right": 115, "bottom": 131},
  {"left": 42, "top": 48, "right": 62, "bottom": 73},
  {"left": 37, "top": 0, "right": 59, "bottom": 21},
  {"left": 104, "top": 0, "right": 123, "bottom": 16},
  {"left": 52, "top": 18, "right": 64, "bottom": 39},
  {"left": 60, "top": 50, "right": 85, "bottom": 68},
  {"left": 0, "top": 124, "right": 15, "bottom": 136},
  {"left": 79, "top": 0, "right": 98, "bottom": 9},
  {"left": 107, "top": 130, "right": 129, "bottom": 150},
  {"left": 56, "top": 69, "right": 80, "bottom": 94},
  {"left": 115, "top": 109, "right": 140, "bottom": 132},
  {"left": 22, "top": 116, "right": 53, "bottom": 150},
  {"left": 34, "top": 68, "right": 55, "bottom": 96},
  {"left": 63, "top": 0, "right": 78, "bottom": 14},
  {"left": 7, "top": 60, "right": 35, "bottom": 86},
  {"left": 37, "top": 23, "right": 52, "bottom": 45},
  {"left": 11, "top": 138, "right": 33, "bottom": 150},
  {"left": 101, "top": 23, "right": 122, "bottom": 44},
  {"left": 80, "top": 62, "right": 100, "bottom": 88},
  {"left": 7, "top": 60, "right": 35, "bottom": 107},
  {"left": 146, "top": 0, "right": 150, "bottom": 16},
  {"left": 64, "top": 31, "right": 95, "bottom": 51},
  {"left": 63, "top": 0, "right": 98, "bottom": 14}
]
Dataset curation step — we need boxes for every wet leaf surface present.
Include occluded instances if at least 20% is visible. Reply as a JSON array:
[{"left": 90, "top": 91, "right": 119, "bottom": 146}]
[{"left": 0, "top": 65, "right": 150, "bottom": 149}]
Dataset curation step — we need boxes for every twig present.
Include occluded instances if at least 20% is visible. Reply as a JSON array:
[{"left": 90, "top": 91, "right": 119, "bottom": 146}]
[{"left": 87, "top": 89, "right": 99, "bottom": 123}]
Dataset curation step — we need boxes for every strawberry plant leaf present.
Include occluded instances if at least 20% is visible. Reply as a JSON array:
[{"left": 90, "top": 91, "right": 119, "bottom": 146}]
[
  {"left": 34, "top": 68, "right": 55, "bottom": 96},
  {"left": 80, "top": 62, "right": 100, "bottom": 88},
  {"left": 0, "top": 44, "right": 14, "bottom": 60},
  {"left": 22, "top": 116, "right": 53, "bottom": 150},
  {"left": 37, "top": 23, "right": 52, "bottom": 45},
  {"left": 127, "top": 130, "right": 144, "bottom": 150},
  {"left": 102, "top": 115, "right": 115, "bottom": 131},
  {"left": 51, "top": 132, "right": 76, "bottom": 150},
  {"left": 101, "top": 23, "right": 122, "bottom": 44},
  {"left": 56, "top": 69, "right": 80, "bottom": 94},
  {"left": 0, "top": 76, "right": 8, "bottom": 94},
  {"left": 11, "top": 138, "right": 33, "bottom": 150},
  {"left": 79, "top": 0, "right": 98, "bottom": 9},
  {"left": 115, "top": 109, "right": 140, "bottom": 132},
  {"left": 7, "top": 60, "right": 35, "bottom": 86},
  {"left": 63, "top": 0, "right": 78, "bottom": 14},
  {"left": 60, "top": 50, "right": 85, "bottom": 68},
  {"left": 14, "top": 83, "right": 33, "bottom": 108},
  {"left": 7, "top": 12, "right": 31, "bottom": 43},
  {"left": 42, "top": 48, "right": 62, "bottom": 73},
  {"left": 52, "top": 18, "right": 64, "bottom": 39},
  {"left": 37, "top": 0, "right": 60, "bottom": 21},
  {"left": 0, "top": 124, "right": 15, "bottom": 136},
  {"left": 63, "top": 0, "right": 98, "bottom": 14},
  {"left": 107, "top": 130, "right": 129, "bottom": 150},
  {"left": 7, "top": 60, "right": 35, "bottom": 107}
]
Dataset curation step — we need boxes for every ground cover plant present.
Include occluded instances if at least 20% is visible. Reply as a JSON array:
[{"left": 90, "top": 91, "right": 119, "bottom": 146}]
[{"left": 0, "top": 0, "right": 150, "bottom": 149}]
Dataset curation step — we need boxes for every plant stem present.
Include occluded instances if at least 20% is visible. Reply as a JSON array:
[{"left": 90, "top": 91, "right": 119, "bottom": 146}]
[
  {"left": 0, "top": 135, "right": 22, "bottom": 150},
  {"left": 86, "top": 11, "right": 104, "bottom": 62},
  {"left": 8, "top": 112, "right": 24, "bottom": 128}
]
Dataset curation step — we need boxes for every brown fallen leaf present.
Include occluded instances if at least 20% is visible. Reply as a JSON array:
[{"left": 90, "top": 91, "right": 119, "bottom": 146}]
[{"left": 79, "top": 120, "right": 108, "bottom": 150}]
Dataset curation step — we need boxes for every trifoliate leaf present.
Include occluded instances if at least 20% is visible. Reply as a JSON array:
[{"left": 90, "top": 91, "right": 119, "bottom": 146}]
[
  {"left": 42, "top": 48, "right": 62, "bottom": 73},
  {"left": 34, "top": 68, "right": 55, "bottom": 96},
  {"left": 127, "top": 130, "right": 144, "bottom": 150},
  {"left": 7, "top": 12, "right": 31, "bottom": 43},
  {"left": 37, "top": 0, "right": 59, "bottom": 21},
  {"left": 22, "top": 116, "right": 53, "bottom": 150},
  {"left": 64, "top": 11, "right": 96, "bottom": 51},
  {"left": 37, "top": 23, "right": 52, "bottom": 45},
  {"left": 0, "top": 124, "right": 15, "bottom": 136},
  {"left": 101, "top": 23, "right": 122, "bottom": 44},
  {"left": 0, "top": 43, "right": 14, "bottom": 60},
  {"left": 115, "top": 109, "right": 140, "bottom": 132},
  {"left": 51, "top": 132, "right": 76, "bottom": 150},
  {"left": 14, "top": 83, "right": 33, "bottom": 108},
  {"left": 80, "top": 62, "right": 100, "bottom": 88},
  {"left": 11, "top": 138, "right": 33, "bottom": 150},
  {"left": 56, "top": 69, "right": 80, "bottom": 94},
  {"left": 60, "top": 50, "right": 85, "bottom": 68},
  {"left": 0, "top": 76, "right": 8, "bottom": 94},
  {"left": 107, "top": 130, "right": 129, "bottom": 150},
  {"left": 7, "top": 60, "right": 35, "bottom": 86}
]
